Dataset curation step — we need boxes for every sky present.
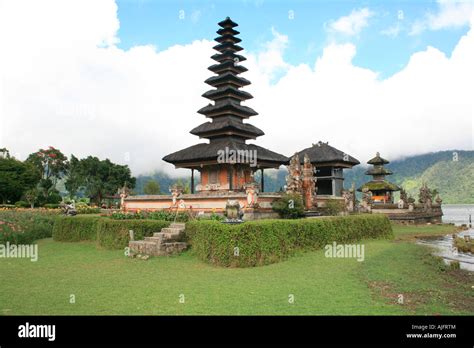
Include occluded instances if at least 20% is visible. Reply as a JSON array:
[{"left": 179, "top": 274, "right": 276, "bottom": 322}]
[{"left": 0, "top": 0, "right": 473, "bottom": 176}]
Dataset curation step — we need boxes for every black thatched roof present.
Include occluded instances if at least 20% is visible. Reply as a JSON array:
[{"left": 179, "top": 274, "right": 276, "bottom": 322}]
[
  {"left": 367, "top": 152, "right": 389, "bottom": 165},
  {"left": 213, "top": 42, "right": 243, "bottom": 52},
  {"left": 357, "top": 180, "right": 400, "bottom": 192},
  {"left": 202, "top": 86, "right": 253, "bottom": 101},
  {"left": 205, "top": 72, "right": 251, "bottom": 87},
  {"left": 163, "top": 139, "right": 288, "bottom": 167},
  {"left": 190, "top": 119, "right": 264, "bottom": 138},
  {"left": 208, "top": 61, "right": 248, "bottom": 75},
  {"left": 365, "top": 167, "right": 393, "bottom": 176},
  {"left": 198, "top": 100, "right": 257, "bottom": 118},
  {"left": 211, "top": 51, "right": 246, "bottom": 63},
  {"left": 215, "top": 34, "right": 242, "bottom": 44},
  {"left": 295, "top": 141, "right": 360, "bottom": 167},
  {"left": 218, "top": 17, "right": 238, "bottom": 28},
  {"left": 216, "top": 27, "right": 240, "bottom": 36}
]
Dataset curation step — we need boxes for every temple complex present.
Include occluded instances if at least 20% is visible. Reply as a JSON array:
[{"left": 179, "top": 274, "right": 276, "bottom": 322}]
[{"left": 358, "top": 152, "right": 399, "bottom": 203}]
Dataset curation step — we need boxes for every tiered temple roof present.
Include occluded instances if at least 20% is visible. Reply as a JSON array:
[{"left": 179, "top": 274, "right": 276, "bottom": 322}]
[
  {"left": 358, "top": 152, "right": 400, "bottom": 193},
  {"left": 295, "top": 141, "right": 360, "bottom": 167},
  {"left": 163, "top": 17, "right": 288, "bottom": 169}
]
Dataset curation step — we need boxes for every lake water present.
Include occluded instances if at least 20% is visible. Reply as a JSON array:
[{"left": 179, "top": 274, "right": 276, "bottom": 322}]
[{"left": 417, "top": 204, "right": 474, "bottom": 271}]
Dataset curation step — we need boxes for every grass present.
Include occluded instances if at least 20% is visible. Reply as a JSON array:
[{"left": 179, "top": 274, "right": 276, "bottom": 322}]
[{"left": 0, "top": 223, "right": 473, "bottom": 315}]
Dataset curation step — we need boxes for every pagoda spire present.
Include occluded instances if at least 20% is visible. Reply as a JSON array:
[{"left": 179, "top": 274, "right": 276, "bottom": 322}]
[{"left": 192, "top": 17, "right": 263, "bottom": 141}]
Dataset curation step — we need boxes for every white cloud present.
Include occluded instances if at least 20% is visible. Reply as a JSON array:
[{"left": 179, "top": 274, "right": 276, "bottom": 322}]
[
  {"left": 410, "top": 0, "right": 474, "bottom": 35},
  {"left": 1, "top": 1, "right": 473, "bottom": 178},
  {"left": 381, "top": 23, "right": 401, "bottom": 37},
  {"left": 327, "top": 8, "right": 374, "bottom": 36}
]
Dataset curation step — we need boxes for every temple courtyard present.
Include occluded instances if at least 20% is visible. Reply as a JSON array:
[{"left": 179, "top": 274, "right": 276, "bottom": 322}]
[{"left": 1, "top": 223, "right": 472, "bottom": 315}]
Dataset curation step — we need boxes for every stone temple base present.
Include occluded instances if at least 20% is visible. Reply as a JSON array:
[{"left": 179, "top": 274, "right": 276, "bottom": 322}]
[
  {"left": 129, "top": 223, "right": 188, "bottom": 258},
  {"left": 371, "top": 204, "right": 443, "bottom": 224},
  {"left": 123, "top": 192, "right": 282, "bottom": 220}
]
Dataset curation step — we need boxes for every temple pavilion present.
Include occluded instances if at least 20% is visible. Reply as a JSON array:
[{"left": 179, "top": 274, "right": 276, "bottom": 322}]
[
  {"left": 358, "top": 152, "right": 399, "bottom": 203},
  {"left": 295, "top": 141, "right": 359, "bottom": 198},
  {"left": 162, "top": 17, "right": 288, "bottom": 193}
]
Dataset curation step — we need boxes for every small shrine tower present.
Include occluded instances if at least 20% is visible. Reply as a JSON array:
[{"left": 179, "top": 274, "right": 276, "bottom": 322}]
[
  {"left": 163, "top": 17, "right": 287, "bottom": 193},
  {"left": 358, "top": 152, "right": 399, "bottom": 203}
]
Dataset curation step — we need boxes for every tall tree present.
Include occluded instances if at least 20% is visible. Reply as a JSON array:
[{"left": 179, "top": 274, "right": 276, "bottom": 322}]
[
  {"left": 144, "top": 180, "right": 160, "bottom": 195},
  {"left": 0, "top": 153, "right": 40, "bottom": 204},
  {"left": 65, "top": 156, "right": 135, "bottom": 204}
]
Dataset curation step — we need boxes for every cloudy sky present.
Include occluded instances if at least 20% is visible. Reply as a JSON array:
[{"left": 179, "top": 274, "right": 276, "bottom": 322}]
[{"left": 1, "top": 0, "right": 473, "bottom": 176}]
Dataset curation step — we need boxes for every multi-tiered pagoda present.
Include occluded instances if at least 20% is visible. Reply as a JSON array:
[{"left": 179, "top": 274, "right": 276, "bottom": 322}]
[
  {"left": 358, "top": 152, "right": 399, "bottom": 203},
  {"left": 163, "top": 17, "right": 288, "bottom": 193}
]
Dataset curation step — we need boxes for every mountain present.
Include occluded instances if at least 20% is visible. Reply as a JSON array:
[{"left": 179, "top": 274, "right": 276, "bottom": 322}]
[{"left": 135, "top": 150, "right": 474, "bottom": 204}]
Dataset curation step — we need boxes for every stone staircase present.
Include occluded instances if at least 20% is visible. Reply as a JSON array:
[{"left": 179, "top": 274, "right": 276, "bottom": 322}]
[{"left": 128, "top": 222, "right": 187, "bottom": 258}]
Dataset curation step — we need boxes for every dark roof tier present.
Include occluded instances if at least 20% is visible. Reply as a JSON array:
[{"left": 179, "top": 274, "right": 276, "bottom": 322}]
[
  {"left": 202, "top": 86, "right": 253, "bottom": 102},
  {"left": 218, "top": 17, "right": 238, "bottom": 28},
  {"left": 215, "top": 34, "right": 242, "bottom": 44},
  {"left": 208, "top": 61, "right": 248, "bottom": 75},
  {"left": 365, "top": 167, "right": 393, "bottom": 176},
  {"left": 197, "top": 100, "right": 258, "bottom": 118},
  {"left": 205, "top": 72, "right": 251, "bottom": 88},
  {"left": 217, "top": 27, "right": 240, "bottom": 36},
  {"left": 163, "top": 140, "right": 288, "bottom": 168},
  {"left": 357, "top": 180, "right": 400, "bottom": 192},
  {"left": 295, "top": 141, "right": 360, "bottom": 167},
  {"left": 213, "top": 42, "right": 243, "bottom": 52},
  {"left": 190, "top": 119, "right": 264, "bottom": 139},
  {"left": 211, "top": 51, "right": 246, "bottom": 63},
  {"left": 367, "top": 152, "right": 389, "bottom": 165}
]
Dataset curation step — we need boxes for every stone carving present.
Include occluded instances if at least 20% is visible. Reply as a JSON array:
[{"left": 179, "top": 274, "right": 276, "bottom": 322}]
[
  {"left": 399, "top": 187, "right": 408, "bottom": 205},
  {"left": 435, "top": 195, "right": 443, "bottom": 205},
  {"left": 170, "top": 184, "right": 184, "bottom": 206},
  {"left": 302, "top": 154, "right": 316, "bottom": 209},
  {"left": 342, "top": 184, "right": 356, "bottom": 212},
  {"left": 118, "top": 184, "right": 130, "bottom": 211},
  {"left": 285, "top": 154, "right": 302, "bottom": 195},
  {"left": 418, "top": 182, "right": 433, "bottom": 212},
  {"left": 244, "top": 181, "right": 259, "bottom": 208},
  {"left": 360, "top": 187, "right": 373, "bottom": 212},
  {"left": 224, "top": 199, "right": 244, "bottom": 221}
]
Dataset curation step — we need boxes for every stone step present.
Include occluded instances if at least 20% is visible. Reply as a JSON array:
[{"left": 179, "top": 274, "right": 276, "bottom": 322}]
[
  {"left": 161, "top": 227, "right": 184, "bottom": 234},
  {"left": 162, "top": 242, "right": 187, "bottom": 254},
  {"left": 129, "top": 240, "right": 157, "bottom": 255},
  {"left": 152, "top": 232, "right": 182, "bottom": 241},
  {"left": 144, "top": 236, "right": 164, "bottom": 243},
  {"left": 169, "top": 223, "right": 186, "bottom": 231}
]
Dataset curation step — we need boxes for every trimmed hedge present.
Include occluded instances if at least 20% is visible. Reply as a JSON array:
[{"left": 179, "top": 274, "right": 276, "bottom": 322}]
[
  {"left": 97, "top": 219, "right": 170, "bottom": 249},
  {"left": 52, "top": 216, "right": 170, "bottom": 250},
  {"left": 0, "top": 210, "right": 58, "bottom": 244},
  {"left": 185, "top": 214, "right": 393, "bottom": 267},
  {"left": 52, "top": 216, "right": 101, "bottom": 242}
]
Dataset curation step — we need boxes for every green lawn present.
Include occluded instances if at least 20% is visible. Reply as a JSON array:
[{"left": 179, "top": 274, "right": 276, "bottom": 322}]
[{"left": 1, "top": 224, "right": 473, "bottom": 315}]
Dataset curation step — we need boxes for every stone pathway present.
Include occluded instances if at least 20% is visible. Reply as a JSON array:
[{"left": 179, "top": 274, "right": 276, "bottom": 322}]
[{"left": 129, "top": 223, "right": 187, "bottom": 258}]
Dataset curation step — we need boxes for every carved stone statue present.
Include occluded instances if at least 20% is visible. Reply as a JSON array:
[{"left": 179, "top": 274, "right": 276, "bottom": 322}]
[
  {"left": 342, "top": 186, "right": 355, "bottom": 212},
  {"left": 302, "top": 154, "right": 316, "bottom": 209},
  {"left": 361, "top": 187, "right": 373, "bottom": 212},
  {"left": 244, "top": 181, "right": 259, "bottom": 208},
  {"left": 118, "top": 184, "right": 130, "bottom": 211},
  {"left": 418, "top": 182, "right": 433, "bottom": 212},
  {"left": 225, "top": 199, "right": 243, "bottom": 220},
  {"left": 285, "top": 153, "right": 302, "bottom": 195},
  {"left": 170, "top": 184, "right": 184, "bottom": 206},
  {"left": 399, "top": 187, "right": 408, "bottom": 205},
  {"left": 435, "top": 195, "right": 443, "bottom": 205}
]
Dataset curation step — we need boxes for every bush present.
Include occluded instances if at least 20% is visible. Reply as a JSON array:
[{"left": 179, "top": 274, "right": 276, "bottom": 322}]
[
  {"left": 14, "top": 201, "right": 30, "bottom": 208},
  {"left": 271, "top": 193, "right": 305, "bottom": 219},
  {"left": 52, "top": 215, "right": 101, "bottom": 242},
  {"left": 0, "top": 210, "right": 58, "bottom": 244},
  {"left": 324, "top": 199, "right": 345, "bottom": 216},
  {"left": 185, "top": 214, "right": 393, "bottom": 267},
  {"left": 76, "top": 206, "right": 101, "bottom": 214},
  {"left": 44, "top": 203, "right": 60, "bottom": 209},
  {"left": 109, "top": 210, "right": 192, "bottom": 222},
  {"left": 96, "top": 219, "right": 170, "bottom": 249},
  {"left": 52, "top": 216, "right": 170, "bottom": 249}
]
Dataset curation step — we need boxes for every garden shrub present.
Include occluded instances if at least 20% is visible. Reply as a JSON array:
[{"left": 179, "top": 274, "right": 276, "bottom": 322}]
[
  {"left": 271, "top": 193, "right": 305, "bottom": 219},
  {"left": 96, "top": 219, "right": 170, "bottom": 249},
  {"left": 44, "top": 203, "right": 60, "bottom": 209},
  {"left": 14, "top": 201, "right": 30, "bottom": 208},
  {"left": 186, "top": 214, "right": 393, "bottom": 267},
  {"left": 323, "top": 199, "right": 345, "bottom": 216},
  {"left": 52, "top": 216, "right": 170, "bottom": 249},
  {"left": 52, "top": 215, "right": 101, "bottom": 242},
  {"left": 0, "top": 210, "right": 58, "bottom": 244}
]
